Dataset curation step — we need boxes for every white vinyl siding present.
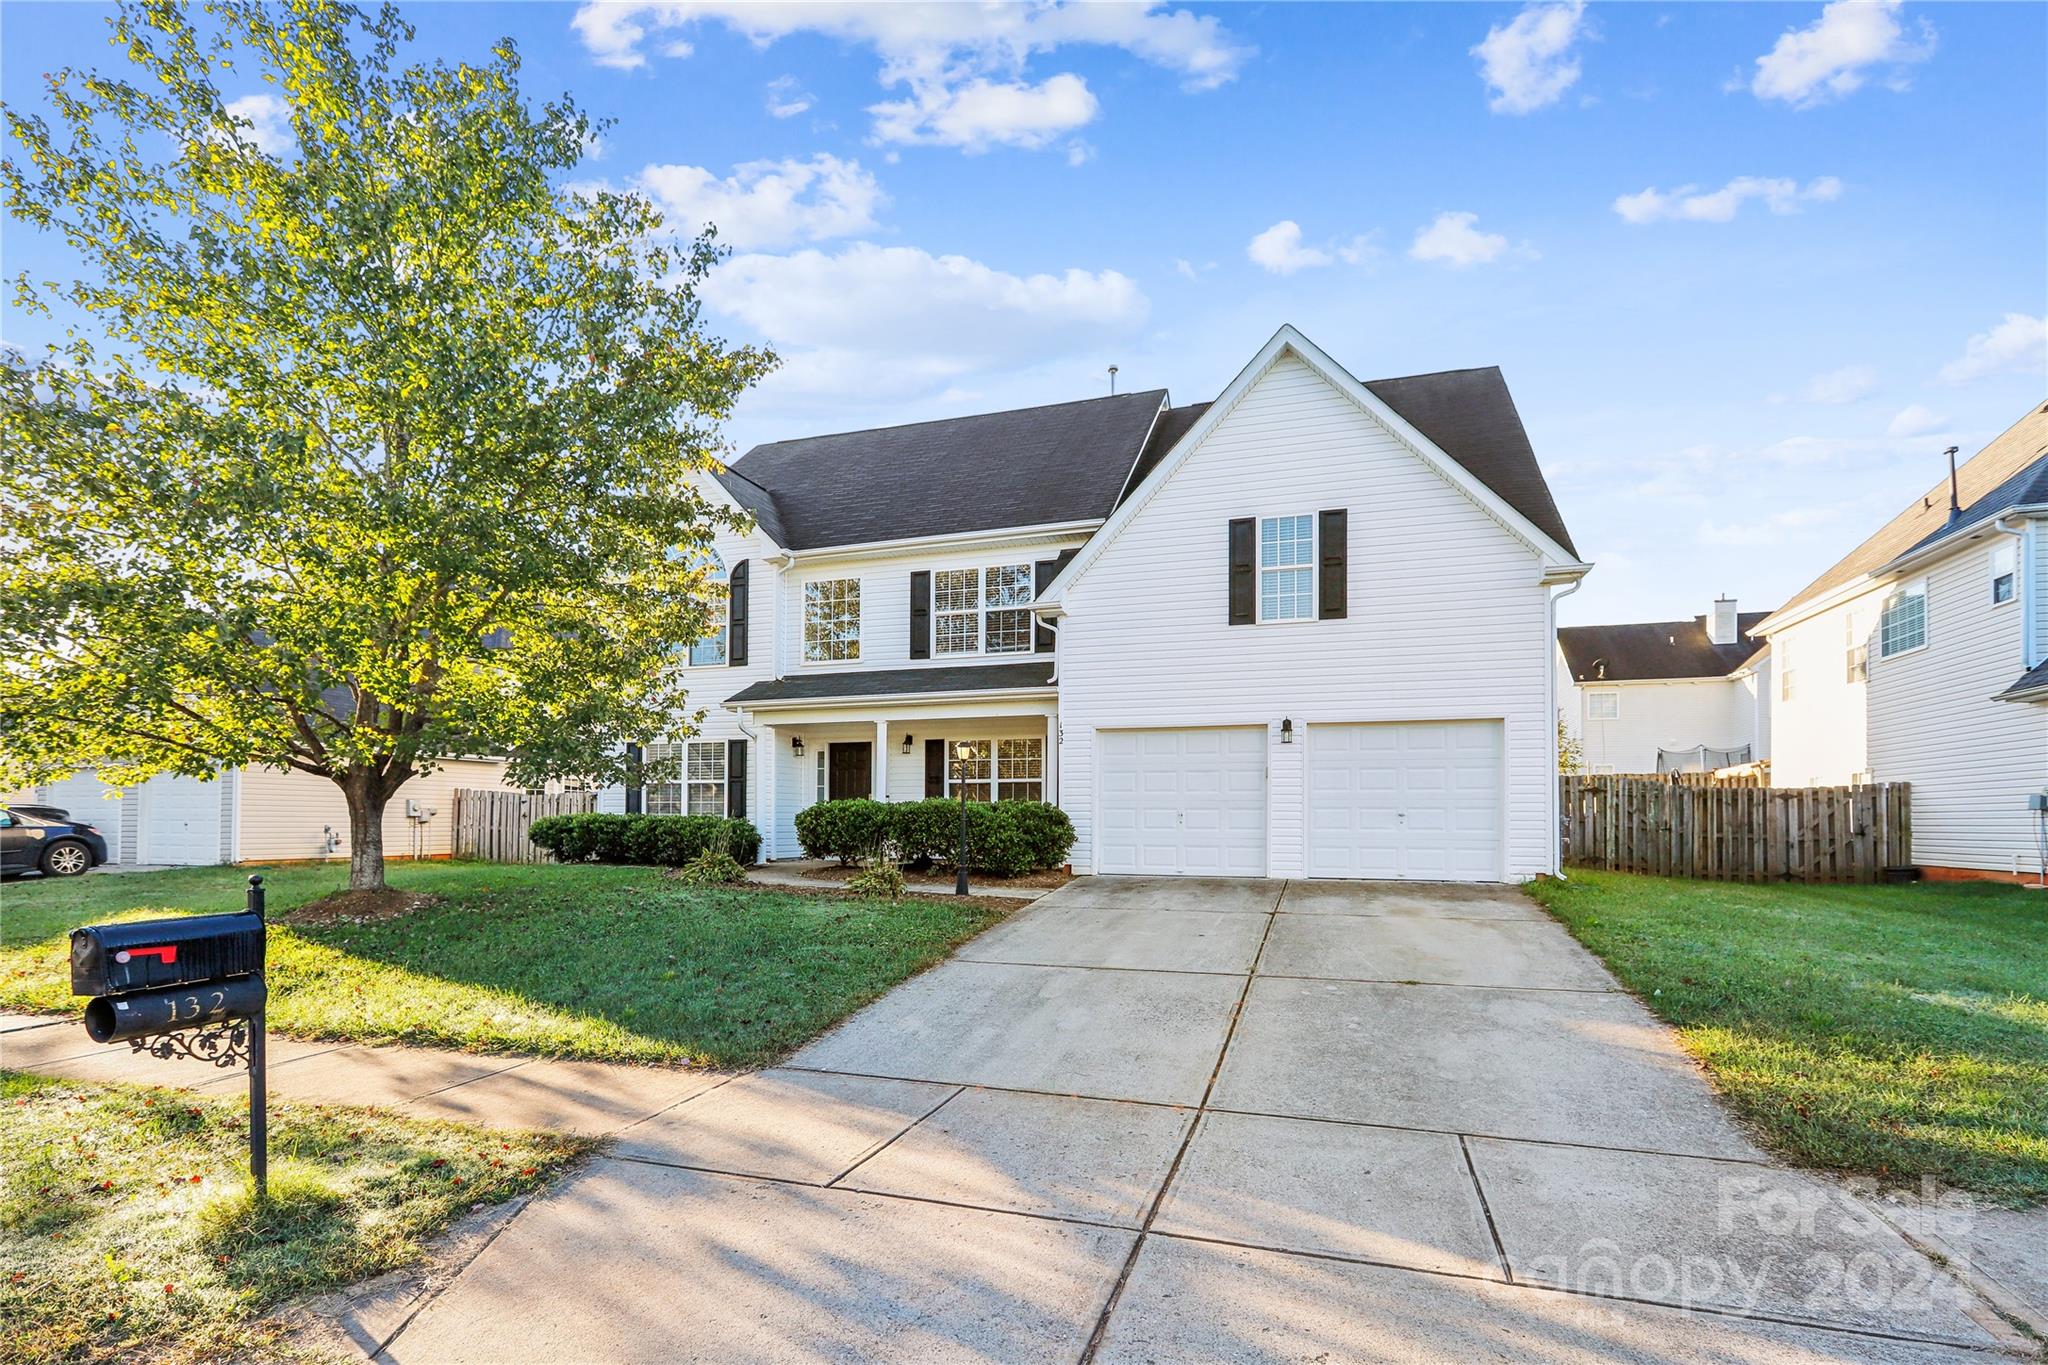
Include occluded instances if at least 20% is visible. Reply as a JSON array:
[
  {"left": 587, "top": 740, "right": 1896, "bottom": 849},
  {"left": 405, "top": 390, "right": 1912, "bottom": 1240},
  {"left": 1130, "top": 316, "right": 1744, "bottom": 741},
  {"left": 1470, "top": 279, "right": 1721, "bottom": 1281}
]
[
  {"left": 1868, "top": 540, "right": 2046, "bottom": 873},
  {"left": 235, "top": 759, "right": 518, "bottom": 862},
  {"left": 1765, "top": 590, "right": 1881, "bottom": 787},
  {"left": 1056, "top": 352, "right": 1555, "bottom": 880},
  {"left": 1573, "top": 676, "right": 1759, "bottom": 776}
]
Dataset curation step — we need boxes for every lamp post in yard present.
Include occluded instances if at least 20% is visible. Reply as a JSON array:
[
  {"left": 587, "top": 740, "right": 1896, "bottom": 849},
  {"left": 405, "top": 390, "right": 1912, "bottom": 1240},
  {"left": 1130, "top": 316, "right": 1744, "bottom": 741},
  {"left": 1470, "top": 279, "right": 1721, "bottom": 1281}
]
[{"left": 954, "top": 742, "right": 977, "bottom": 896}]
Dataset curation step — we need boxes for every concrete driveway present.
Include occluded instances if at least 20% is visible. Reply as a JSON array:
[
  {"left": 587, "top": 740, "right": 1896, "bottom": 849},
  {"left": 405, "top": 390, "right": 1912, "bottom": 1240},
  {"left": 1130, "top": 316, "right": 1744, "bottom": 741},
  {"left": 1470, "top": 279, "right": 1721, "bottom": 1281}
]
[{"left": 378, "top": 878, "right": 2026, "bottom": 1363}]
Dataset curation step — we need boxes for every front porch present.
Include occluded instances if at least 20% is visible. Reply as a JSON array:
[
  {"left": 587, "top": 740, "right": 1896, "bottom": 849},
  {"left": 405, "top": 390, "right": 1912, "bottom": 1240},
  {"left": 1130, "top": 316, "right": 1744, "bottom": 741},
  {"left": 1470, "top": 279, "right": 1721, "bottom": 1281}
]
[{"left": 744, "top": 702, "right": 1058, "bottom": 861}]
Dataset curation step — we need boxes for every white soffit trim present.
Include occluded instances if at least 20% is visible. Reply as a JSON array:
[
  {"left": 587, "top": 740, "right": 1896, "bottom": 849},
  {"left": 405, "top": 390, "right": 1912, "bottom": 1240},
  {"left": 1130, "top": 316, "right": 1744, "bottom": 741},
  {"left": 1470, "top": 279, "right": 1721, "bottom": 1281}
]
[{"left": 1039, "top": 324, "right": 1587, "bottom": 607}]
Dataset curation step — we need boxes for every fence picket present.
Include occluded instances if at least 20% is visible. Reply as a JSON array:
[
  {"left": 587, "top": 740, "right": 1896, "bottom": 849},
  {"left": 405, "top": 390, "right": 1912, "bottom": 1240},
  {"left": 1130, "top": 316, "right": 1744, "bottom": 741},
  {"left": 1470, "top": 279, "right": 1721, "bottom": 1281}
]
[{"left": 452, "top": 789, "right": 596, "bottom": 863}]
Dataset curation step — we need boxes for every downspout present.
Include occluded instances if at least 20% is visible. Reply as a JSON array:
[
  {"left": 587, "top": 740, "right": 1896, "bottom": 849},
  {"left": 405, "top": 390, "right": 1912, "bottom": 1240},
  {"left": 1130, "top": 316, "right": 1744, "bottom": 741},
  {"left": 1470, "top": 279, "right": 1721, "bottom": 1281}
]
[{"left": 1546, "top": 576, "right": 1585, "bottom": 879}]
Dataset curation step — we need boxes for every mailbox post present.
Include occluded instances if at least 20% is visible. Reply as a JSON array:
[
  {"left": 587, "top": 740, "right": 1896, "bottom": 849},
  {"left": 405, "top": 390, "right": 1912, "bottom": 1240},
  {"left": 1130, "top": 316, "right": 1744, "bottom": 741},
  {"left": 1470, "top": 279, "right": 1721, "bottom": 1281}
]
[{"left": 72, "top": 873, "right": 270, "bottom": 1198}]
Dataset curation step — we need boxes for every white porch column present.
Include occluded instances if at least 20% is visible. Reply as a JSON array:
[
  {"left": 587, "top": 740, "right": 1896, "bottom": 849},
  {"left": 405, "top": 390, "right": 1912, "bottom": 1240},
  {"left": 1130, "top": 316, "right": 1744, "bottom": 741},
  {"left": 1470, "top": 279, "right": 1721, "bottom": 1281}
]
[
  {"left": 757, "top": 723, "right": 777, "bottom": 861},
  {"left": 1045, "top": 712, "right": 1059, "bottom": 806},
  {"left": 873, "top": 719, "right": 889, "bottom": 800}
]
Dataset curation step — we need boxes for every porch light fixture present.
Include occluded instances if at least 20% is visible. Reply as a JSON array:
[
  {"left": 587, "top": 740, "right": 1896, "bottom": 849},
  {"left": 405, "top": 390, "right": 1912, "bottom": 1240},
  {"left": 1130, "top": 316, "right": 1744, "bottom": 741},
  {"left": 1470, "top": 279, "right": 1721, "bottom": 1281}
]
[
  {"left": 1281, "top": 719, "right": 1294, "bottom": 744},
  {"left": 902, "top": 733, "right": 915, "bottom": 755},
  {"left": 791, "top": 735, "right": 805, "bottom": 757}
]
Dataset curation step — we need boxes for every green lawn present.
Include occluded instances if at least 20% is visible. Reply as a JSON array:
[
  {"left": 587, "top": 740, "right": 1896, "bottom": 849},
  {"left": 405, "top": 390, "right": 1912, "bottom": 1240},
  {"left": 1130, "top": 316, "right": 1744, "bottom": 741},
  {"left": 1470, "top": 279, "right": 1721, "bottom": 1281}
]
[
  {"left": 0, "top": 1069, "right": 587, "bottom": 1364},
  {"left": 1526, "top": 871, "right": 2048, "bottom": 1205},
  {"left": 0, "top": 862, "right": 1009, "bottom": 1067}
]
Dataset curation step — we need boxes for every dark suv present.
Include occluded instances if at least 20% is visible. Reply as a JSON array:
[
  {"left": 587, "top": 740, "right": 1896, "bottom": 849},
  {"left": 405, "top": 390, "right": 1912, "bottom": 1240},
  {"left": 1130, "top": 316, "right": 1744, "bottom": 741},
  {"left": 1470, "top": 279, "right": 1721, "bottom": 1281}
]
[{"left": 0, "top": 807, "right": 110, "bottom": 877}]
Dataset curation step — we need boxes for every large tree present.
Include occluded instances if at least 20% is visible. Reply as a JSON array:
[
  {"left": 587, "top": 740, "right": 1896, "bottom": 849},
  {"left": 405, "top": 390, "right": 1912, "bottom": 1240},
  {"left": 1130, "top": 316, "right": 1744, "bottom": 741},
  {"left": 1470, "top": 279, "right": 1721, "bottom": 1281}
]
[{"left": 0, "top": 0, "right": 771, "bottom": 889}]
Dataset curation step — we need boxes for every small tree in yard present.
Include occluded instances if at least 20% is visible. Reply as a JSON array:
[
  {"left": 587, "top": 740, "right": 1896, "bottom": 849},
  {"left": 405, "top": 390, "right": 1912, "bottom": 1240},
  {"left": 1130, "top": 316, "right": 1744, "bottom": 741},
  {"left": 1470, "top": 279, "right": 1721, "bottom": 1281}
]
[{"left": 0, "top": 0, "right": 772, "bottom": 890}]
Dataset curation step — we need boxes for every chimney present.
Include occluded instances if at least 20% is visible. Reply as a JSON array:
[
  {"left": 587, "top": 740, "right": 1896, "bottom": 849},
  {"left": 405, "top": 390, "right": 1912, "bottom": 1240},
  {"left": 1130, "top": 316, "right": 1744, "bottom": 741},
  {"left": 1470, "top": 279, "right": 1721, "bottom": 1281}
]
[{"left": 1709, "top": 596, "right": 1738, "bottom": 646}]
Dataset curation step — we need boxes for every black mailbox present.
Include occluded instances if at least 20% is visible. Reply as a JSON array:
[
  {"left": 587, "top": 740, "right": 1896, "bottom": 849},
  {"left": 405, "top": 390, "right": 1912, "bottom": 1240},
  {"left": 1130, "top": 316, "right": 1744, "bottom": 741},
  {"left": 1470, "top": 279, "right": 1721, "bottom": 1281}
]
[
  {"left": 70, "top": 912, "right": 266, "bottom": 998},
  {"left": 84, "top": 975, "right": 268, "bottom": 1043}
]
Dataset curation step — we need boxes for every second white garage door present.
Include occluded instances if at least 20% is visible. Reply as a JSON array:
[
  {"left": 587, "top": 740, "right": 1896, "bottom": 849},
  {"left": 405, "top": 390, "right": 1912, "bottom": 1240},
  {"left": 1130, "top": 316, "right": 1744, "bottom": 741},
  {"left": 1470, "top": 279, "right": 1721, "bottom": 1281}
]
[
  {"left": 1098, "top": 727, "right": 1266, "bottom": 877},
  {"left": 1307, "top": 721, "right": 1503, "bottom": 881}
]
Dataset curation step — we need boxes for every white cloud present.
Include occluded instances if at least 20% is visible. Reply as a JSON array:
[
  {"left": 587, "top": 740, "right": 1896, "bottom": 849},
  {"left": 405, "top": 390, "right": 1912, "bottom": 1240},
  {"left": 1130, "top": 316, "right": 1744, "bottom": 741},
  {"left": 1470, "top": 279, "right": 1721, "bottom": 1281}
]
[
  {"left": 1613, "top": 175, "right": 1842, "bottom": 224},
  {"left": 702, "top": 242, "right": 1148, "bottom": 401},
  {"left": 220, "top": 94, "right": 292, "bottom": 155},
  {"left": 1801, "top": 364, "right": 1878, "bottom": 405},
  {"left": 869, "top": 74, "right": 1097, "bottom": 151},
  {"left": 1699, "top": 506, "right": 1841, "bottom": 546},
  {"left": 1472, "top": 1, "right": 1589, "bottom": 114},
  {"left": 1887, "top": 404, "right": 1946, "bottom": 437},
  {"left": 1937, "top": 313, "right": 2047, "bottom": 386},
  {"left": 1247, "top": 221, "right": 1330, "bottom": 275},
  {"left": 572, "top": 2, "right": 1250, "bottom": 151},
  {"left": 1408, "top": 211, "right": 1517, "bottom": 268},
  {"left": 634, "top": 154, "right": 885, "bottom": 251},
  {"left": 1749, "top": 0, "right": 1934, "bottom": 107},
  {"left": 765, "top": 75, "right": 813, "bottom": 118}
]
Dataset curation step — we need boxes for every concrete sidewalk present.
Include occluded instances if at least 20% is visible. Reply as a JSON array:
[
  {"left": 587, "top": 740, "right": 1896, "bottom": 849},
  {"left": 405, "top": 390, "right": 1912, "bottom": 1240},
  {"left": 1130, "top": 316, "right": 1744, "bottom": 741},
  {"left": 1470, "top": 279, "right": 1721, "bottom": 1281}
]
[{"left": 0, "top": 1012, "right": 730, "bottom": 1137}]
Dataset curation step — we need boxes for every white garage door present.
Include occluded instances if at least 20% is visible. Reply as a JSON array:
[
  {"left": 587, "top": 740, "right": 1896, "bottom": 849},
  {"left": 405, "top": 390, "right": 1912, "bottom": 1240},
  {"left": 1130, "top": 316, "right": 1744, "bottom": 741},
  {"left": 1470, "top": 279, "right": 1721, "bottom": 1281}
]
[
  {"left": 141, "top": 775, "right": 223, "bottom": 866},
  {"left": 1098, "top": 728, "right": 1266, "bottom": 877},
  {"left": 38, "top": 774, "right": 123, "bottom": 863},
  {"left": 1307, "top": 721, "right": 1503, "bottom": 881}
]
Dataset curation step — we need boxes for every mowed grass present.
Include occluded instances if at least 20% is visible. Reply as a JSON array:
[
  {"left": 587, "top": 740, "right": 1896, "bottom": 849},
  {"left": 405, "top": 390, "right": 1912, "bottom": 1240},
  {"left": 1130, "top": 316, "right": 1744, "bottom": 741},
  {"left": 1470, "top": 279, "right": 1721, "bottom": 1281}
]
[
  {"left": 1526, "top": 871, "right": 2048, "bottom": 1205},
  {"left": 0, "top": 1069, "right": 587, "bottom": 1364},
  {"left": 0, "top": 862, "right": 1008, "bottom": 1066}
]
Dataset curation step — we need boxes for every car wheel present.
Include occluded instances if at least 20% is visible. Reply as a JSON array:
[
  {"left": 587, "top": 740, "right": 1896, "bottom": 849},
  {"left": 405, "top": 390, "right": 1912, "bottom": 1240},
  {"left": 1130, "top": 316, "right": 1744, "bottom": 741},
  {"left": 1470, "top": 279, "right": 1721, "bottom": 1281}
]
[{"left": 41, "top": 840, "right": 93, "bottom": 877}]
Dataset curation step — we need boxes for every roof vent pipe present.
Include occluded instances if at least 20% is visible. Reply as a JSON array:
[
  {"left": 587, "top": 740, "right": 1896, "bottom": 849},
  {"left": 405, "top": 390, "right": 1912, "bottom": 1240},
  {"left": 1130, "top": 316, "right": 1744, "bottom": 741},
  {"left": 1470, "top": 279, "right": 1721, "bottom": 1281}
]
[
  {"left": 1946, "top": 445, "right": 1962, "bottom": 524},
  {"left": 1108, "top": 365, "right": 1119, "bottom": 396}
]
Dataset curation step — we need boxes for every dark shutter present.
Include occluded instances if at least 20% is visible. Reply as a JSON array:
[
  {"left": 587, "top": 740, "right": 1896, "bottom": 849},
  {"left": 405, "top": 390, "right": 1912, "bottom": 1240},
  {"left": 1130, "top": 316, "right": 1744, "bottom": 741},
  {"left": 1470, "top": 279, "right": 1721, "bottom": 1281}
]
[
  {"left": 624, "top": 742, "right": 644, "bottom": 814},
  {"left": 909, "top": 570, "right": 931, "bottom": 659},
  {"left": 1228, "top": 518, "right": 1256, "bottom": 625},
  {"left": 1318, "top": 509, "right": 1348, "bottom": 620},
  {"left": 1032, "top": 550, "right": 1078, "bottom": 651},
  {"left": 924, "top": 738, "right": 947, "bottom": 797},
  {"left": 727, "top": 560, "right": 749, "bottom": 666},
  {"left": 726, "top": 739, "right": 747, "bottom": 819}
]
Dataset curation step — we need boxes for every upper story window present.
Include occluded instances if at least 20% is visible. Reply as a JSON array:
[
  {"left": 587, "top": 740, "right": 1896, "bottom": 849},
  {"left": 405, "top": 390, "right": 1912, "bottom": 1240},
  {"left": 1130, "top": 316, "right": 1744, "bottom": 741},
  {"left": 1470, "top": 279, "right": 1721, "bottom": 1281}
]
[
  {"left": 804, "top": 578, "right": 860, "bottom": 662},
  {"left": 1878, "top": 579, "right": 1927, "bottom": 657},
  {"left": 1780, "top": 640, "right": 1796, "bottom": 701},
  {"left": 1259, "top": 514, "right": 1315, "bottom": 622},
  {"left": 1586, "top": 690, "right": 1619, "bottom": 721},
  {"left": 1991, "top": 541, "right": 2017, "bottom": 605},
  {"left": 1844, "top": 614, "right": 1867, "bottom": 683},
  {"left": 689, "top": 553, "right": 728, "bottom": 667},
  {"left": 935, "top": 564, "right": 1034, "bottom": 655}
]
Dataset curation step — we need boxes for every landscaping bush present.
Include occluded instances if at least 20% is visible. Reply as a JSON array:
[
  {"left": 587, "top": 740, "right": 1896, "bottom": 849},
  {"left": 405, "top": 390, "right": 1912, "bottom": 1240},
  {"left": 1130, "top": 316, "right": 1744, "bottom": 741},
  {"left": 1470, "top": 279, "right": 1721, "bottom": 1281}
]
[
  {"left": 791, "top": 798, "right": 1074, "bottom": 875},
  {"left": 793, "top": 798, "right": 892, "bottom": 864},
  {"left": 528, "top": 813, "right": 760, "bottom": 868},
  {"left": 847, "top": 861, "right": 906, "bottom": 900},
  {"left": 677, "top": 848, "right": 747, "bottom": 886}
]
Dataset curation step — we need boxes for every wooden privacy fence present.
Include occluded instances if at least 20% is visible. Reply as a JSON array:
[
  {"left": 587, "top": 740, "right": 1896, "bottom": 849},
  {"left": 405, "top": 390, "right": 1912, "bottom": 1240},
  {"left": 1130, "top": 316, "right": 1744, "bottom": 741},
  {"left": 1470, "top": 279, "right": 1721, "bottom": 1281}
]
[
  {"left": 1560, "top": 775, "right": 1911, "bottom": 883},
  {"left": 453, "top": 788, "right": 594, "bottom": 863}
]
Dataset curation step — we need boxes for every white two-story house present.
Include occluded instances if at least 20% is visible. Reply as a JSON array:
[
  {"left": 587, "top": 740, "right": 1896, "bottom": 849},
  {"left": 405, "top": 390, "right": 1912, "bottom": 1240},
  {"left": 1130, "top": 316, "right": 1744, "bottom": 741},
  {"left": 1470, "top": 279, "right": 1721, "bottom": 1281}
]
[
  {"left": 1752, "top": 400, "right": 2048, "bottom": 879},
  {"left": 608, "top": 326, "right": 1590, "bottom": 883},
  {"left": 1556, "top": 599, "right": 1772, "bottom": 774}
]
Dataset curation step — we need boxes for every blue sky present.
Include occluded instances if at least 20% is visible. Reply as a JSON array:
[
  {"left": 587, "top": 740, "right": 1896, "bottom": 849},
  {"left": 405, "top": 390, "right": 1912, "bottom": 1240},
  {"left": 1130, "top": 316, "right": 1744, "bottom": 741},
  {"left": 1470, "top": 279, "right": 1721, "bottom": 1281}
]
[{"left": 4, "top": 1, "right": 2044, "bottom": 625}]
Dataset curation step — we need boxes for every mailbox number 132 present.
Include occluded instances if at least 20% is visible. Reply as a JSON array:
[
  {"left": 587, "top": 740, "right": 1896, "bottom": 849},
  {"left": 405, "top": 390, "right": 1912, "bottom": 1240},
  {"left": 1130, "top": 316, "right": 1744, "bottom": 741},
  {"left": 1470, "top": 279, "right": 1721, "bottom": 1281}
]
[{"left": 166, "top": 990, "right": 228, "bottom": 1023}]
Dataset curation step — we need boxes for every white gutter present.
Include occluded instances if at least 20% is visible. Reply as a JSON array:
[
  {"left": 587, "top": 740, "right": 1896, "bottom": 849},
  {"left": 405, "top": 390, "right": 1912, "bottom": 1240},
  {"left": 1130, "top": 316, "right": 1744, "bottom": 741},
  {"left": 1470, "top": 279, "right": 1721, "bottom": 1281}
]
[
  {"left": 734, "top": 685, "right": 1059, "bottom": 714},
  {"left": 1546, "top": 574, "right": 1585, "bottom": 879},
  {"left": 1877, "top": 503, "right": 2048, "bottom": 579},
  {"left": 777, "top": 520, "right": 1101, "bottom": 565}
]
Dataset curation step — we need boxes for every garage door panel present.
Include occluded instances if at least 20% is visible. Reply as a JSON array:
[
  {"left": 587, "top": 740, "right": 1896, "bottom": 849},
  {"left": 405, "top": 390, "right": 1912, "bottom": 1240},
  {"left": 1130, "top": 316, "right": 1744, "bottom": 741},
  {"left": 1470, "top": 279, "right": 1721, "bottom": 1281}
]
[
  {"left": 1306, "top": 721, "right": 1502, "bottom": 882},
  {"left": 1098, "top": 727, "right": 1266, "bottom": 877}
]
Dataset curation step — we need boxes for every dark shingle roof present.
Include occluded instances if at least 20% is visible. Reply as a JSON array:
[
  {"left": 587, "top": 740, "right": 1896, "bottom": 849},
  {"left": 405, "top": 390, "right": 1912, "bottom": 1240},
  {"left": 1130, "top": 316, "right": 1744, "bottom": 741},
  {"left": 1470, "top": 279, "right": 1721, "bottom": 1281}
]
[
  {"left": 1364, "top": 368, "right": 1578, "bottom": 559},
  {"left": 726, "top": 661, "right": 1055, "bottom": 706},
  {"left": 726, "top": 391, "right": 1168, "bottom": 550},
  {"left": 1559, "top": 611, "right": 1772, "bottom": 682},
  {"left": 719, "top": 360, "right": 1579, "bottom": 559},
  {"left": 1994, "top": 658, "right": 2048, "bottom": 703},
  {"left": 1773, "top": 401, "right": 2048, "bottom": 619},
  {"left": 1896, "top": 452, "right": 2048, "bottom": 561}
]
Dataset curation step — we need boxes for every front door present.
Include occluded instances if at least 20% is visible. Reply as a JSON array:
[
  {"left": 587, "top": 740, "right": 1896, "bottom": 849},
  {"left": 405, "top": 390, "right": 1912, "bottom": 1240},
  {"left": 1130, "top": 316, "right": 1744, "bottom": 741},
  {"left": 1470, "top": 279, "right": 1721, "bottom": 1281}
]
[{"left": 827, "top": 742, "right": 873, "bottom": 801}]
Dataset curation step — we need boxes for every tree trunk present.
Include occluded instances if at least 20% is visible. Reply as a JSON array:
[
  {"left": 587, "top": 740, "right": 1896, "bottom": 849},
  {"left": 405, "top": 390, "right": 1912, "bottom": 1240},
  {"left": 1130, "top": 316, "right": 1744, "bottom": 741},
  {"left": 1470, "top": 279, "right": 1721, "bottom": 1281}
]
[{"left": 341, "top": 771, "right": 388, "bottom": 892}]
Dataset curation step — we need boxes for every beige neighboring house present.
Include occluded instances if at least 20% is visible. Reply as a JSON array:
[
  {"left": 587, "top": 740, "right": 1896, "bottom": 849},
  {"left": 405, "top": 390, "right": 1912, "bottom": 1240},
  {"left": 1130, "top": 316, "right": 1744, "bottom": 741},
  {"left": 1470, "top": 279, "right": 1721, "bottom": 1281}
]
[
  {"left": 5, "top": 760, "right": 518, "bottom": 868},
  {"left": 1556, "top": 598, "right": 1772, "bottom": 774},
  {"left": 1752, "top": 400, "right": 2048, "bottom": 879}
]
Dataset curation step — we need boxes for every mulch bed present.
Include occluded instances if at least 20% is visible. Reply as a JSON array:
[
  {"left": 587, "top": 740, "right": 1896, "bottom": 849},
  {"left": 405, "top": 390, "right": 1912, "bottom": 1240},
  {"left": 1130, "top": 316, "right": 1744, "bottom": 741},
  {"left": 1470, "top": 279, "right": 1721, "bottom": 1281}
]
[
  {"left": 281, "top": 888, "right": 447, "bottom": 926},
  {"left": 735, "top": 878, "right": 1033, "bottom": 912},
  {"left": 803, "top": 863, "right": 1073, "bottom": 892}
]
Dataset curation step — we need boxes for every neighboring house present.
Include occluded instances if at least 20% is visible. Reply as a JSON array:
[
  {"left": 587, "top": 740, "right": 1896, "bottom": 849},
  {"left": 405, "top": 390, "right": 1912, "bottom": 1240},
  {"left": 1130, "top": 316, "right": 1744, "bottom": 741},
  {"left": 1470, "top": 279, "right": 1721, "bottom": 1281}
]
[
  {"left": 4, "top": 760, "right": 518, "bottom": 867},
  {"left": 1752, "top": 400, "right": 2048, "bottom": 879},
  {"left": 605, "top": 325, "right": 1589, "bottom": 883},
  {"left": 1557, "top": 599, "right": 1773, "bottom": 774}
]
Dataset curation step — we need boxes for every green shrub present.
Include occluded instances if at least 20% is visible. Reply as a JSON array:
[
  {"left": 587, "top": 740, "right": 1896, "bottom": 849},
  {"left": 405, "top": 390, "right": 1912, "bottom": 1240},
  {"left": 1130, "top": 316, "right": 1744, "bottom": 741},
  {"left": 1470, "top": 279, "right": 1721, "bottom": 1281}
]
[
  {"left": 527, "top": 813, "right": 759, "bottom": 868},
  {"left": 677, "top": 848, "right": 747, "bottom": 886},
  {"left": 789, "top": 798, "right": 1073, "bottom": 875},
  {"left": 847, "top": 861, "right": 906, "bottom": 900},
  {"left": 793, "top": 798, "right": 892, "bottom": 864}
]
